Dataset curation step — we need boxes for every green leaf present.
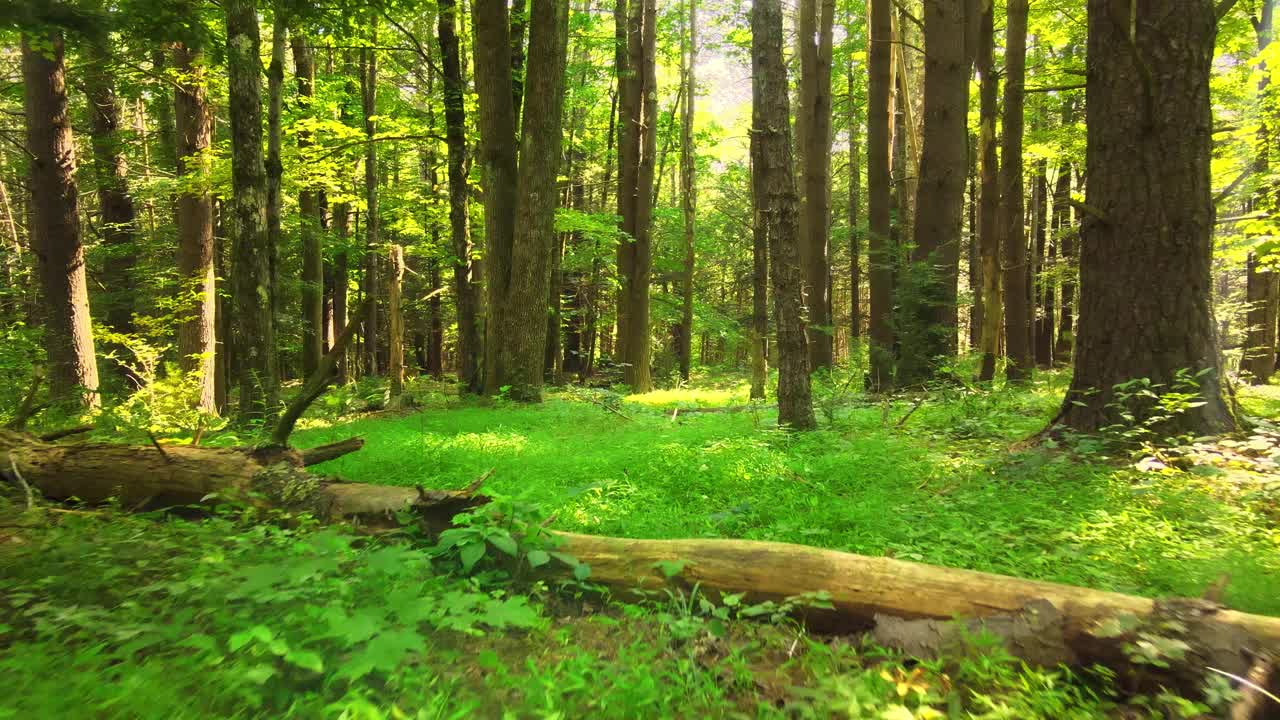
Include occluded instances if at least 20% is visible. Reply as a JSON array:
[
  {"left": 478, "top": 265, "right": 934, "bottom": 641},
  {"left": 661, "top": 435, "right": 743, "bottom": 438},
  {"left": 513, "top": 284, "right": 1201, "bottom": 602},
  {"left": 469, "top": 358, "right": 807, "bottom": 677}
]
[
  {"left": 573, "top": 563, "right": 592, "bottom": 581},
  {"left": 243, "top": 664, "right": 276, "bottom": 685},
  {"left": 653, "top": 560, "right": 687, "bottom": 578},
  {"left": 285, "top": 649, "right": 325, "bottom": 673},
  {"left": 229, "top": 625, "right": 274, "bottom": 652},
  {"left": 487, "top": 532, "right": 519, "bottom": 557},
  {"left": 526, "top": 549, "right": 551, "bottom": 568},
  {"left": 459, "top": 541, "right": 486, "bottom": 571}
]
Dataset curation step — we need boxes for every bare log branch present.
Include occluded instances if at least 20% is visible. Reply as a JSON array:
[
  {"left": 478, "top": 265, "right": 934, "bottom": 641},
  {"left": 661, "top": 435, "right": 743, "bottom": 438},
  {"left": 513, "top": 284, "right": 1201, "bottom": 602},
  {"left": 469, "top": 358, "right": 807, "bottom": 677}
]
[{"left": 272, "top": 299, "right": 372, "bottom": 447}]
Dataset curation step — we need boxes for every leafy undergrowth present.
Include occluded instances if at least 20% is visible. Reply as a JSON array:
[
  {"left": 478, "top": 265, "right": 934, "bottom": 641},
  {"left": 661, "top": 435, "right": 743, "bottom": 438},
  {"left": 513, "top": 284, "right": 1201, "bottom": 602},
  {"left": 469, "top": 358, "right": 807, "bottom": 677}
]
[{"left": 0, "top": 504, "right": 1226, "bottom": 719}]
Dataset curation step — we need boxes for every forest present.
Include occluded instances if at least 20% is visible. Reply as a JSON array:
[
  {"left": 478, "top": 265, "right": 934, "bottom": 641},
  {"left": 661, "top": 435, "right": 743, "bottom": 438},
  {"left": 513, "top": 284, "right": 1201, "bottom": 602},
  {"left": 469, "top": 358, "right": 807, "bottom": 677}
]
[{"left": 3, "top": 0, "right": 1280, "bottom": 717}]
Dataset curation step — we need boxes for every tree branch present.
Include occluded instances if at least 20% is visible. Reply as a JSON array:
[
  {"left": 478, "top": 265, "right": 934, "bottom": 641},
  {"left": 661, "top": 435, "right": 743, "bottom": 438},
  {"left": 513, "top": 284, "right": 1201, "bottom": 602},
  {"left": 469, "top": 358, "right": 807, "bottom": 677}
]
[{"left": 271, "top": 298, "right": 371, "bottom": 447}]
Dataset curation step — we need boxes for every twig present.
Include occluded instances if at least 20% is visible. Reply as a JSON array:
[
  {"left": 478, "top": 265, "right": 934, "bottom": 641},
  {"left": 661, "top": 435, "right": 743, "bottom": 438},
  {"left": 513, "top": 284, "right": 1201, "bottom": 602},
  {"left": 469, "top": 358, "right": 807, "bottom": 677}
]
[
  {"left": 38, "top": 425, "right": 93, "bottom": 442},
  {"left": 1207, "top": 666, "right": 1280, "bottom": 705},
  {"left": 7, "top": 452, "right": 33, "bottom": 510},
  {"left": 1068, "top": 198, "right": 1110, "bottom": 224},
  {"left": 148, "top": 432, "right": 172, "bottom": 464},
  {"left": 463, "top": 468, "right": 495, "bottom": 494},
  {"left": 272, "top": 298, "right": 371, "bottom": 447},
  {"left": 895, "top": 395, "right": 927, "bottom": 429},
  {"left": 5, "top": 369, "right": 44, "bottom": 431}
]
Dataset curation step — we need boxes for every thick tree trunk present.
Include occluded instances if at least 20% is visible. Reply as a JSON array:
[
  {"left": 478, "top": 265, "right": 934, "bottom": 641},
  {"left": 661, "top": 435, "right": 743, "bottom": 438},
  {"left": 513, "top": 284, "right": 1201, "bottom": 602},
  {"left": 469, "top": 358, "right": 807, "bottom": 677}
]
[
  {"left": 361, "top": 43, "right": 381, "bottom": 378},
  {"left": 293, "top": 33, "right": 325, "bottom": 380},
  {"left": 1057, "top": 0, "right": 1235, "bottom": 435},
  {"left": 798, "top": 0, "right": 836, "bottom": 372},
  {"left": 1000, "top": 0, "right": 1030, "bottom": 382},
  {"left": 226, "top": 0, "right": 278, "bottom": 421},
  {"left": 616, "top": 0, "right": 658, "bottom": 393},
  {"left": 750, "top": 154, "right": 770, "bottom": 401},
  {"left": 509, "top": 0, "right": 528, "bottom": 132},
  {"left": 867, "top": 0, "right": 895, "bottom": 391},
  {"left": 898, "top": 0, "right": 971, "bottom": 385},
  {"left": 266, "top": 12, "right": 286, "bottom": 361},
  {"left": 84, "top": 45, "right": 138, "bottom": 339},
  {"left": 975, "top": 3, "right": 1001, "bottom": 383},
  {"left": 676, "top": 0, "right": 697, "bottom": 383},
  {"left": 437, "top": 0, "right": 481, "bottom": 393},
  {"left": 1241, "top": 0, "right": 1278, "bottom": 386},
  {"left": 174, "top": 41, "right": 218, "bottom": 413},
  {"left": 22, "top": 31, "right": 101, "bottom": 409},
  {"left": 752, "top": 0, "right": 815, "bottom": 430}
]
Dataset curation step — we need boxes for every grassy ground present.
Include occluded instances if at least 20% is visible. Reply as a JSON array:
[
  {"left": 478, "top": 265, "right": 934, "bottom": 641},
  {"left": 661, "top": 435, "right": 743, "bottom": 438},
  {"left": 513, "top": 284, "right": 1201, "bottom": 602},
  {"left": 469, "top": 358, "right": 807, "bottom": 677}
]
[{"left": 2, "top": 372, "right": 1278, "bottom": 718}]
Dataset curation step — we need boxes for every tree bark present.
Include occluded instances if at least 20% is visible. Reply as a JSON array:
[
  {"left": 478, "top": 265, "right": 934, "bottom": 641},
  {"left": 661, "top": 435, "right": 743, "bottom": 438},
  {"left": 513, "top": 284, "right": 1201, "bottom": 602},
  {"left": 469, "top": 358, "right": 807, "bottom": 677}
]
[
  {"left": 388, "top": 244, "right": 405, "bottom": 399},
  {"left": 22, "top": 31, "right": 101, "bottom": 409},
  {"left": 975, "top": 2, "right": 1001, "bottom": 383},
  {"left": 1053, "top": 161, "right": 1075, "bottom": 365},
  {"left": 616, "top": 0, "right": 658, "bottom": 393},
  {"left": 867, "top": 0, "right": 895, "bottom": 391},
  {"left": 676, "top": 0, "right": 697, "bottom": 383},
  {"left": 174, "top": 39, "right": 218, "bottom": 413},
  {"left": 437, "top": 0, "right": 481, "bottom": 393},
  {"left": 292, "top": 32, "right": 325, "bottom": 380},
  {"left": 360, "top": 42, "right": 381, "bottom": 378},
  {"left": 752, "top": 0, "right": 816, "bottom": 430},
  {"left": 1056, "top": 0, "right": 1235, "bottom": 435},
  {"left": 848, "top": 56, "right": 862, "bottom": 343},
  {"left": 898, "top": 0, "right": 972, "bottom": 385},
  {"left": 1241, "top": 0, "right": 1278, "bottom": 386},
  {"left": 84, "top": 41, "right": 138, "bottom": 339},
  {"left": 999, "top": 0, "right": 1031, "bottom": 382},
  {"left": 266, "top": 11, "right": 286, "bottom": 363},
  {"left": 798, "top": 0, "right": 836, "bottom": 372}
]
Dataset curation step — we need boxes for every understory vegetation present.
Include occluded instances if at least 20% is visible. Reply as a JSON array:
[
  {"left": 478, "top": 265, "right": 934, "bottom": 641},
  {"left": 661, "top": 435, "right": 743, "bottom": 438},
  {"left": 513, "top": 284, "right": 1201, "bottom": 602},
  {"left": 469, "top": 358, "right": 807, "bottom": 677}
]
[{"left": 4, "top": 374, "right": 1277, "bottom": 718}]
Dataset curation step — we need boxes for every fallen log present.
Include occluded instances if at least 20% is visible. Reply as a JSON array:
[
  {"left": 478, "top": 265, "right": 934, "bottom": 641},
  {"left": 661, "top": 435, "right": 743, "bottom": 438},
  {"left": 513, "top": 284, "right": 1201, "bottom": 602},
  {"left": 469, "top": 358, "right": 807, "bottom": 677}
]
[{"left": 554, "top": 532, "right": 1280, "bottom": 700}]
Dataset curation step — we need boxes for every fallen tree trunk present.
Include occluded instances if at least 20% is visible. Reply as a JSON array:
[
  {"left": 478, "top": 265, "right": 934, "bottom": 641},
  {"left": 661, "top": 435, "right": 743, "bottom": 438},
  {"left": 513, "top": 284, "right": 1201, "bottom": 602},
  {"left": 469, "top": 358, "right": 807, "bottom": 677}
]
[
  {"left": 555, "top": 532, "right": 1280, "bottom": 697},
  {"left": 0, "top": 430, "right": 484, "bottom": 530}
]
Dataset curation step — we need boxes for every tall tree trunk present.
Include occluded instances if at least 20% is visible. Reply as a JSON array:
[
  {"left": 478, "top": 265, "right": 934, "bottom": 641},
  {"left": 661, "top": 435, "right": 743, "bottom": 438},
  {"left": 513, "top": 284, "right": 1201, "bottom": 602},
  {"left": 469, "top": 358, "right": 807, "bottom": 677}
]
[
  {"left": 798, "top": 0, "right": 836, "bottom": 372},
  {"left": 676, "top": 0, "right": 697, "bottom": 382},
  {"left": 174, "top": 40, "right": 218, "bottom": 413},
  {"left": 751, "top": 174, "right": 769, "bottom": 401},
  {"left": 898, "top": 0, "right": 971, "bottom": 385},
  {"left": 360, "top": 42, "right": 380, "bottom": 377},
  {"left": 1241, "top": 0, "right": 1277, "bottom": 385},
  {"left": 266, "top": 10, "right": 286, "bottom": 370},
  {"left": 21, "top": 31, "right": 100, "bottom": 409},
  {"left": 867, "top": 0, "right": 895, "bottom": 391},
  {"left": 753, "top": 0, "right": 815, "bottom": 429},
  {"left": 848, "top": 52, "right": 862, "bottom": 343},
  {"left": 510, "top": 0, "right": 528, "bottom": 132},
  {"left": 975, "top": 1, "right": 1001, "bottom": 382},
  {"left": 999, "top": 0, "right": 1030, "bottom": 382},
  {"left": 616, "top": 0, "right": 658, "bottom": 393},
  {"left": 437, "top": 0, "right": 481, "bottom": 392},
  {"left": 1032, "top": 160, "right": 1053, "bottom": 367},
  {"left": 612, "top": 0, "right": 630, "bottom": 366},
  {"left": 427, "top": 255, "right": 444, "bottom": 378},
  {"left": 1056, "top": 0, "right": 1235, "bottom": 435},
  {"left": 84, "top": 43, "right": 138, "bottom": 339},
  {"left": 967, "top": 133, "right": 981, "bottom": 351},
  {"left": 292, "top": 32, "right": 325, "bottom": 379},
  {"left": 332, "top": 203, "right": 351, "bottom": 383},
  {"left": 1053, "top": 161, "right": 1075, "bottom": 364},
  {"left": 388, "top": 244, "right": 405, "bottom": 400},
  {"left": 226, "top": 0, "right": 278, "bottom": 421}
]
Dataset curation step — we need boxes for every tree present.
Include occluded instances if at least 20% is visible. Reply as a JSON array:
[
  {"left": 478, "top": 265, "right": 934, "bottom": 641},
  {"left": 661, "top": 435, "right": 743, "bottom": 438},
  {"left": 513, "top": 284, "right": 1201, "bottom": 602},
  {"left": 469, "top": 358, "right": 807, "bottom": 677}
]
[
  {"left": 226, "top": 0, "right": 278, "bottom": 421},
  {"left": 797, "top": 0, "right": 835, "bottom": 372},
  {"left": 616, "top": 0, "right": 658, "bottom": 393},
  {"left": 437, "top": 0, "right": 481, "bottom": 392},
  {"left": 266, "top": 9, "right": 286, "bottom": 346},
  {"left": 752, "top": 0, "right": 816, "bottom": 430},
  {"left": 360, "top": 40, "right": 380, "bottom": 377},
  {"left": 1032, "top": 160, "right": 1053, "bottom": 367},
  {"left": 898, "top": 0, "right": 973, "bottom": 384},
  {"left": 22, "top": 29, "right": 100, "bottom": 408},
  {"left": 473, "top": 0, "right": 569, "bottom": 401},
  {"left": 675, "top": 0, "right": 697, "bottom": 383},
  {"left": 1240, "top": 0, "right": 1277, "bottom": 385},
  {"left": 1056, "top": 0, "right": 1235, "bottom": 435},
  {"left": 173, "top": 36, "right": 218, "bottom": 413},
  {"left": 1053, "top": 158, "right": 1075, "bottom": 364},
  {"left": 292, "top": 31, "right": 324, "bottom": 379},
  {"left": 975, "top": 0, "right": 1000, "bottom": 382},
  {"left": 999, "top": 0, "right": 1030, "bottom": 382},
  {"left": 867, "top": 0, "right": 894, "bottom": 391}
]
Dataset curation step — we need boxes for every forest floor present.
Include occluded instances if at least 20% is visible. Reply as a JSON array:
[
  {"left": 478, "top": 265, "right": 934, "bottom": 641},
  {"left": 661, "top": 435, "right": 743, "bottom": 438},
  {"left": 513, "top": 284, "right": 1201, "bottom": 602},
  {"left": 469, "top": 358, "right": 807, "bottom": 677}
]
[{"left": 2, "top": 371, "right": 1279, "bottom": 718}]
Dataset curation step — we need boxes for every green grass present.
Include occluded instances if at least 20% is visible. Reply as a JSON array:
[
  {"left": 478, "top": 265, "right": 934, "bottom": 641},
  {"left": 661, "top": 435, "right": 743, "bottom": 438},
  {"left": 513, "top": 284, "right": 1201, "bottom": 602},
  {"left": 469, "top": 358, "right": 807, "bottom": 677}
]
[{"left": 296, "top": 375, "right": 1280, "bottom": 615}]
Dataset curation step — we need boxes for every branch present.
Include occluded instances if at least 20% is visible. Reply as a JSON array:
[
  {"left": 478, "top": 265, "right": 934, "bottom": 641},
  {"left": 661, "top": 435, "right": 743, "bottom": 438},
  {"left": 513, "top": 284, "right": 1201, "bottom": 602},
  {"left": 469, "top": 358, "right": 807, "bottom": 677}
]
[
  {"left": 271, "top": 298, "right": 371, "bottom": 447},
  {"left": 300, "top": 437, "right": 366, "bottom": 466},
  {"left": 1025, "top": 83, "right": 1086, "bottom": 94},
  {"left": 5, "top": 370, "right": 44, "bottom": 432},
  {"left": 1213, "top": 166, "right": 1253, "bottom": 205},
  {"left": 38, "top": 425, "right": 94, "bottom": 442},
  {"left": 1217, "top": 0, "right": 1242, "bottom": 22},
  {"left": 314, "top": 134, "right": 446, "bottom": 163},
  {"left": 6, "top": 452, "right": 33, "bottom": 510},
  {"left": 1069, "top": 198, "right": 1110, "bottom": 224}
]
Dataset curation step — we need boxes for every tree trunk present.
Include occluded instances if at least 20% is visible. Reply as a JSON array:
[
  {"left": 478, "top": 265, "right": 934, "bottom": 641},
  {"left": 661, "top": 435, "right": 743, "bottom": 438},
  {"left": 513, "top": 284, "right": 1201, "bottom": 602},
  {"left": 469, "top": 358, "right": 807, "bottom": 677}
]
[
  {"left": 616, "top": 0, "right": 658, "bottom": 393},
  {"left": 867, "top": 0, "right": 895, "bottom": 391},
  {"left": 332, "top": 203, "right": 351, "bottom": 383},
  {"left": 967, "top": 133, "right": 981, "bottom": 351},
  {"left": 293, "top": 32, "right": 325, "bottom": 380},
  {"left": 427, "top": 255, "right": 444, "bottom": 378},
  {"left": 975, "top": 3, "right": 1001, "bottom": 383},
  {"left": 999, "top": 0, "right": 1030, "bottom": 382},
  {"left": 174, "top": 40, "right": 218, "bottom": 413},
  {"left": 388, "top": 244, "right": 405, "bottom": 400},
  {"left": 848, "top": 57, "right": 862, "bottom": 343},
  {"left": 84, "top": 43, "right": 138, "bottom": 339},
  {"left": 1241, "top": 0, "right": 1278, "bottom": 386},
  {"left": 898, "top": 0, "right": 971, "bottom": 385},
  {"left": 1032, "top": 161, "right": 1053, "bottom": 367},
  {"left": 1057, "top": 0, "right": 1235, "bottom": 435},
  {"left": 752, "top": 0, "right": 815, "bottom": 430},
  {"left": 1053, "top": 160, "right": 1075, "bottom": 364},
  {"left": 509, "top": 0, "right": 528, "bottom": 132},
  {"left": 360, "top": 42, "right": 381, "bottom": 378},
  {"left": 266, "top": 11, "right": 286, "bottom": 369},
  {"left": 798, "top": 0, "right": 836, "bottom": 372},
  {"left": 22, "top": 31, "right": 101, "bottom": 410},
  {"left": 226, "top": 0, "right": 278, "bottom": 421},
  {"left": 676, "top": 0, "right": 697, "bottom": 383},
  {"left": 437, "top": 0, "right": 481, "bottom": 393}
]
